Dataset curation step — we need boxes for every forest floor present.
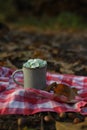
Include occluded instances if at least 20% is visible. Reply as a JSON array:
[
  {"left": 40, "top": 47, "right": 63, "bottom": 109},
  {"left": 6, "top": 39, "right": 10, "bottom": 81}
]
[{"left": 0, "top": 23, "right": 87, "bottom": 130}]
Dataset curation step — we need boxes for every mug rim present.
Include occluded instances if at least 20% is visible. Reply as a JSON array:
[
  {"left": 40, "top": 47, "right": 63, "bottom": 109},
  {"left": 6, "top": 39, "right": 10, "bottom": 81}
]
[{"left": 23, "top": 65, "right": 47, "bottom": 69}]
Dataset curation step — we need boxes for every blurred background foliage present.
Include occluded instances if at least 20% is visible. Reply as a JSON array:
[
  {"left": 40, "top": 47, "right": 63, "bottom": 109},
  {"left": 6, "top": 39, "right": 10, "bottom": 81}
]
[{"left": 0, "top": 0, "right": 87, "bottom": 30}]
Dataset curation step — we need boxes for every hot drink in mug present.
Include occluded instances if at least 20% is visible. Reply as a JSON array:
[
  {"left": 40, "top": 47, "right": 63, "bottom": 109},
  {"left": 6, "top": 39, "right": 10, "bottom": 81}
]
[{"left": 12, "top": 59, "right": 47, "bottom": 89}]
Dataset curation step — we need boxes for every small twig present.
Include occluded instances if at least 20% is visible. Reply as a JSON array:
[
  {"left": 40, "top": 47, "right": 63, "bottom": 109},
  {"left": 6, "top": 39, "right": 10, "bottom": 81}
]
[
  {"left": 18, "top": 126, "right": 22, "bottom": 130},
  {"left": 6, "top": 59, "right": 17, "bottom": 69},
  {"left": 40, "top": 113, "right": 44, "bottom": 130}
]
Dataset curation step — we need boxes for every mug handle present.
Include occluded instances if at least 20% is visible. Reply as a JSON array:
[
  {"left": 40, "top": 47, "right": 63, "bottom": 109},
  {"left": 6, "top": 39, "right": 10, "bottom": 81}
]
[{"left": 12, "top": 69, "right": 24, "bottom": 86}]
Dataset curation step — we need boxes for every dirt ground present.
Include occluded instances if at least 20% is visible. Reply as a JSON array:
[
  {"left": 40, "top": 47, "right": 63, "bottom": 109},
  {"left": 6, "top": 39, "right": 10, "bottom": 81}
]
[{"left": 0, "top": 24, "right": 87, "bottom": 130}]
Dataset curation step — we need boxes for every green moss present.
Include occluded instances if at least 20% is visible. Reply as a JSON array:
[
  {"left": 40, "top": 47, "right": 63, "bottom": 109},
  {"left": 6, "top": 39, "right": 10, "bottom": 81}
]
[
  {"left": 23, "top": 127, "right": 34, "bottom": 130},
  {"left": 11, "top": 12, "right": 87, "bottom": 31},
  {"left": 0, "top": 4, "right": 87, "bottom": 31}
]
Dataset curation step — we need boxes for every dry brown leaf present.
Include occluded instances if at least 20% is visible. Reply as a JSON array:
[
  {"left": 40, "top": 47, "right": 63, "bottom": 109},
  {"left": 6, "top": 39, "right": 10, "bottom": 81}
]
[{"left": 46, "top": 82, "right": 78, "bottom": 102}]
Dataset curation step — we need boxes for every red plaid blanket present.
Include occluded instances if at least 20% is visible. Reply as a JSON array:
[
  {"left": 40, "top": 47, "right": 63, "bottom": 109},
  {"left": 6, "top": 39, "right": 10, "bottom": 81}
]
[{"left": 0, "top": 66, "right": 87, "bottom": 115}]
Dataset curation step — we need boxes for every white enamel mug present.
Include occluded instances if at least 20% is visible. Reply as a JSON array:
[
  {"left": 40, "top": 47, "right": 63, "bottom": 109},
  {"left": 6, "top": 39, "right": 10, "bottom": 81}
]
[{"left": 12, "top": 65, "right": 47, "bottom": 90}]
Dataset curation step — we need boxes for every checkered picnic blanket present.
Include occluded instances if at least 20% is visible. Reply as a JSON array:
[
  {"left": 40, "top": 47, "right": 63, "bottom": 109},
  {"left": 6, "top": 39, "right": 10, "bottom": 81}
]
[{"left": 0, "top": 66, "right": 87, "bottom": 115}]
